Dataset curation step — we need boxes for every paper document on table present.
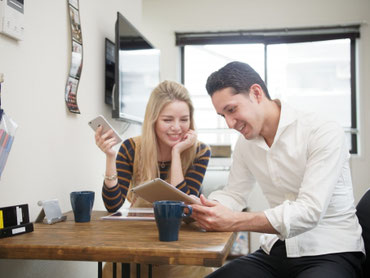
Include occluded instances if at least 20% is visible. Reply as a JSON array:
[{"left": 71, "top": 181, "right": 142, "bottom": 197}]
[{"left": 101, "top": 208, "right": 155, "bottom": 221}]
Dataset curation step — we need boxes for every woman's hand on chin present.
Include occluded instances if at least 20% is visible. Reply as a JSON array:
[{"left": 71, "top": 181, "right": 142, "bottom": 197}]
[{"left": 172, "top": 130, "right": 197, "bottom": 154}]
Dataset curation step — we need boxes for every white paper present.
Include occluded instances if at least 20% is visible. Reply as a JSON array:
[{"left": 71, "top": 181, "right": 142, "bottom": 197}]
[{"left": 101, "top": 208, "right": 154, "bottom": 221}]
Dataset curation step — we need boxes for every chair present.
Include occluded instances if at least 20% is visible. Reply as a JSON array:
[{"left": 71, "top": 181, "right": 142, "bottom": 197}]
[{"left": 356, "top": 189, "right": 370, "bottom": 276}]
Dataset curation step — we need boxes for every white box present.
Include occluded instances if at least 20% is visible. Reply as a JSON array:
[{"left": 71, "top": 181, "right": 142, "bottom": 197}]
[{"left": 0, "top": 0, "right": 24, "bottom": 41}]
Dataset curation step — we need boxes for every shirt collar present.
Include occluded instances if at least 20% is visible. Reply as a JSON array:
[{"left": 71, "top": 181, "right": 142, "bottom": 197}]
[
  {"left": 251, "top": 99, "right": 298, "bottom": 148},
  {"left": 276, "top": 99, "right": 298, "bottom": 130}
]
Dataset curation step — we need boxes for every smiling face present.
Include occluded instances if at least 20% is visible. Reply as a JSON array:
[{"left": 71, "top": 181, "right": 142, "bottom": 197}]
[
  {"left": 155, "top": 100, "right": 191, "bottom": 149},
  {"left": 211, "top": 86, "right": 264, "bottom": 140}
]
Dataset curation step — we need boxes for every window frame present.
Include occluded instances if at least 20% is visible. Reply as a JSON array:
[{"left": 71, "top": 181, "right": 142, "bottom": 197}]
[{"left": 177, "top": 25, "right": 360, "bottom": 154}]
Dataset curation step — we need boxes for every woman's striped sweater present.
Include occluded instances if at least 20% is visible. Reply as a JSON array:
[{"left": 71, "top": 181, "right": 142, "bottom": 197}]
[{"left": 102, "top": 137, "right": 211, "bottom": 212}]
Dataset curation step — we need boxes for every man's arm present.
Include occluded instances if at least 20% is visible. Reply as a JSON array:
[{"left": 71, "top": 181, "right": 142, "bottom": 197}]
[
  {"left": 206, "top": 136, "right": 257, "bottom": 212},
  {"left": 192, "top": 195, "right": 278, "bottom": 233}
]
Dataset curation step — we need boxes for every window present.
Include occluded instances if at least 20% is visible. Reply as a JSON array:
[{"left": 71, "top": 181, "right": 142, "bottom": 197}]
[{"left": 177, "top": 25, "right": 360, "bottom": 153}]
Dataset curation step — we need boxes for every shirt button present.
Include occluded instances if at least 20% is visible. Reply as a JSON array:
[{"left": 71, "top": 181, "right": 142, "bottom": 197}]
[{"left": 285, "top": 193, "right": 296, "bottom": 201}]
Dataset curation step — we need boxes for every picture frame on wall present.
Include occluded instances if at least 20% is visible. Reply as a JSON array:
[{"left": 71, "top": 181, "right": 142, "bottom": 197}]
[
  {"left": 70, "top": 41, "right": 82, "bottom": 79},
  {"left": 65, "top": 77, "right": 78, "bottom": 100},
  {"left": 68, "top": 0, "right": 79, "bottom": 9},
  {"left": 69, "top": 5, "right": 82, "bottom": 44},
  {"left": 65, "top": 0, "right": 82, "bottom": 114},
  {"left": 65, "top": 76, "right": 80, "bottom": 114}
]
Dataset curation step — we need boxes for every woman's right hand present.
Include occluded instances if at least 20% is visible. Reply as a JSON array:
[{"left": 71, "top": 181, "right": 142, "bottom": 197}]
[{"left": 95, "top": 126, "right": 118, "bottom": 158}]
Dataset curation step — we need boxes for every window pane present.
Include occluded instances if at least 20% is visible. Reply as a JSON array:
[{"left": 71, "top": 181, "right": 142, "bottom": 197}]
[
  {"left": 183, "top": 39, "right": 355, "bottom": 153},
  {"left": 197, "top": 130, "right": 240, "bottom": 147},
  {"left": 267, "top": 39, "right": 351, "bottom": 128}
]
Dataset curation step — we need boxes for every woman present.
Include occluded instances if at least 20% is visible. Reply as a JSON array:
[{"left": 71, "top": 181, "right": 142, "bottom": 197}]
[{"left": 95, "top": 80, "right": 212, "bottom": 277}]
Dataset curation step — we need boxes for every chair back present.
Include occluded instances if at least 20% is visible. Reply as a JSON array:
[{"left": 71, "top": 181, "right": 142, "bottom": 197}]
[{"left": 356, "top": 189, "right": 370, "bottom": 276}]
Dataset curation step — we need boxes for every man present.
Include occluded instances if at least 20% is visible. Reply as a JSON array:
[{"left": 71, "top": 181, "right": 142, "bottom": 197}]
[{"left": 191, "top": 61, "right": 364, "bottom": 277}]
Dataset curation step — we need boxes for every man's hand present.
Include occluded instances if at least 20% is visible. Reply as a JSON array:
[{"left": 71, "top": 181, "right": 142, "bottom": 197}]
[
  {"left": 192, "top": 195, "right": 278, "bottom": 234},
  {"left": 188, "top": 194, "right": 200, "bottom": 202},
  {"left": 191, "top": 194, "right": 239, "bottom": 231}
]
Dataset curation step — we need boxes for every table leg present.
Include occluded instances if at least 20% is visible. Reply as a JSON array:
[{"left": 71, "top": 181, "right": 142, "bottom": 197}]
[
  {"left": 148, "top": 264, "right": 152, "bottom": 278},
  {"left": 122, "top": 263, "right": 130, "bottom": 278},
  {"left": 97, "top": 262, "right": 149, "bottom": 278},
  {"left": 113, "top": 262, "right": 117, "bottom": 277},
  {"left": 98, "top": 262, "right": 103, "bottom": 278}
]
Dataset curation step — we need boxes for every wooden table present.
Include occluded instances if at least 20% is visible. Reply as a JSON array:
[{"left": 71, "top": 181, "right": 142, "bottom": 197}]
[{"left": 0, "top": 211, "right": 236, "bottom": 277}]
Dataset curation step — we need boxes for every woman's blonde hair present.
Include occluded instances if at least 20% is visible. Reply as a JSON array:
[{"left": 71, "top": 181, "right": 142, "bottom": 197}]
[{"left": 132, "top": 80, "right": 197, "bottom": 187}]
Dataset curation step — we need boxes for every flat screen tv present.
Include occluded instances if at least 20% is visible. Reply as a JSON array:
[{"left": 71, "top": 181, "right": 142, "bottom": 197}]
[
  {"left": 109, "top": 12, "right": 160, "bottom": 124},
  {"left": 105, "top": 38, "right": 115, "bottom": 106}
]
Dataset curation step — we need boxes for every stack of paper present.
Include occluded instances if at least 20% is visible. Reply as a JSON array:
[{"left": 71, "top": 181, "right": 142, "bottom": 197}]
[{"left": 101, "top": 208, "right": 155, "bottom": 221}]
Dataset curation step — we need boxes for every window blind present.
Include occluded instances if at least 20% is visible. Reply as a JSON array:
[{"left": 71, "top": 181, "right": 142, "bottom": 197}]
[{"left": 176, "top": 25, "right": 361, "bottom": 46}]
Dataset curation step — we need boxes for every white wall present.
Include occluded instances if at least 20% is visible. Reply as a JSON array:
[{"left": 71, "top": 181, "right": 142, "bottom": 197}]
[
  {"left": 0, "top": 0, "right": 142, "bottom": 277},
  {"left": 142, "top": 0, "right": 370, "bottom": 252}
]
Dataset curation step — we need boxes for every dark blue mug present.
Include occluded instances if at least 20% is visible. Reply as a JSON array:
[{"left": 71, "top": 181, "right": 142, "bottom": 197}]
[
  {"left": 153, "top": 200, "right": 192, "bottom": 242},
  {"left": 70, "top": 191, "right": 95, "bottom": 222}
]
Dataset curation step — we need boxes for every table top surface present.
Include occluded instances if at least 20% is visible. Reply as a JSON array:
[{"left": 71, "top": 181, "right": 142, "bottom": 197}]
[{"left": 0, "top": 211, "right": 236, "bottom": 267}]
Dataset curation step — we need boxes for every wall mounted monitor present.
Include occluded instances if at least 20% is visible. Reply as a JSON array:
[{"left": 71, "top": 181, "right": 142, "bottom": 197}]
[
  {"left": 105, "top": 38, "right": 115, "bottom": 105},
  {"left": 111, "top": 12, "right": 160, "bottom": 124}
]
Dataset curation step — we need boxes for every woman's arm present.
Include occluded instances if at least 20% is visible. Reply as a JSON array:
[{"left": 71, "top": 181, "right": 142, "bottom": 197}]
[
  {"left": 174, "top": 141, "right": 211, "bottom": 196},
  {"left": 95, "top": 126, "right": 119, "bottom": 188},
  {"left": 170, "top": 130, "right": 197, "bottom": 186},
  {"left": 99, "top": 137, "right": 135, "bottom": 212}
]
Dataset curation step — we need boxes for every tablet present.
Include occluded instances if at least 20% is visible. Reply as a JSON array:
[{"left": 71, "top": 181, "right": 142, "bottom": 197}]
[{"left": 130, "top": 178, "right": 201, "bottom": 205}]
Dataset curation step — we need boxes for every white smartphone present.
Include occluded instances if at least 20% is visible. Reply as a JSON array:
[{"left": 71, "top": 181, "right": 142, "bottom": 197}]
[{"left": 88, "top": 115, "right": 123, "bottom": 145}]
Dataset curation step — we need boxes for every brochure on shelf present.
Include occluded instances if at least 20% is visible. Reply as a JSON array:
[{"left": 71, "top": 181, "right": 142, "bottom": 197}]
[{"left": 0, "top": 74, "right": 18, "bottom": 179}]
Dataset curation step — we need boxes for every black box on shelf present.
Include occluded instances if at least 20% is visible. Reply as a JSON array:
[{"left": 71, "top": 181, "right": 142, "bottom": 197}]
[
  {"left": 0, "top": 222, "right": 34, "bottom": 238},
  {"left": 0, "top": 204, "right": 34, "bottom": 238}
]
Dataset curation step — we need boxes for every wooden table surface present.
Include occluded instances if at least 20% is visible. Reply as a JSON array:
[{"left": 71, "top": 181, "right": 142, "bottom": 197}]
[{"left": 0, "top": 211, "right": 236, "bottom": 267}]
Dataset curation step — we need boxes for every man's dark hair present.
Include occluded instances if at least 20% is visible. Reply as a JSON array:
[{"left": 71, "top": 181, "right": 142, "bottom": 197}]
[{"left": 205, "top": 61, "right": 271, "bottom": 99}]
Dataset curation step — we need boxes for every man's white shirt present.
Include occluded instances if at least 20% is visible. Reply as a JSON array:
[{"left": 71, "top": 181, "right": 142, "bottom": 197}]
[{"left": 209, "top": 101, "right": 364, "bottom": 257}]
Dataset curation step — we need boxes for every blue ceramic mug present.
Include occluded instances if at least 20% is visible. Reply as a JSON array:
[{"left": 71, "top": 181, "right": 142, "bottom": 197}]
[
  {"left": 70, "top": 191, "right": 95, "bottom": 222},
  {"left": 153, "top": 200, "right": 192, "bottom": 242}
]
